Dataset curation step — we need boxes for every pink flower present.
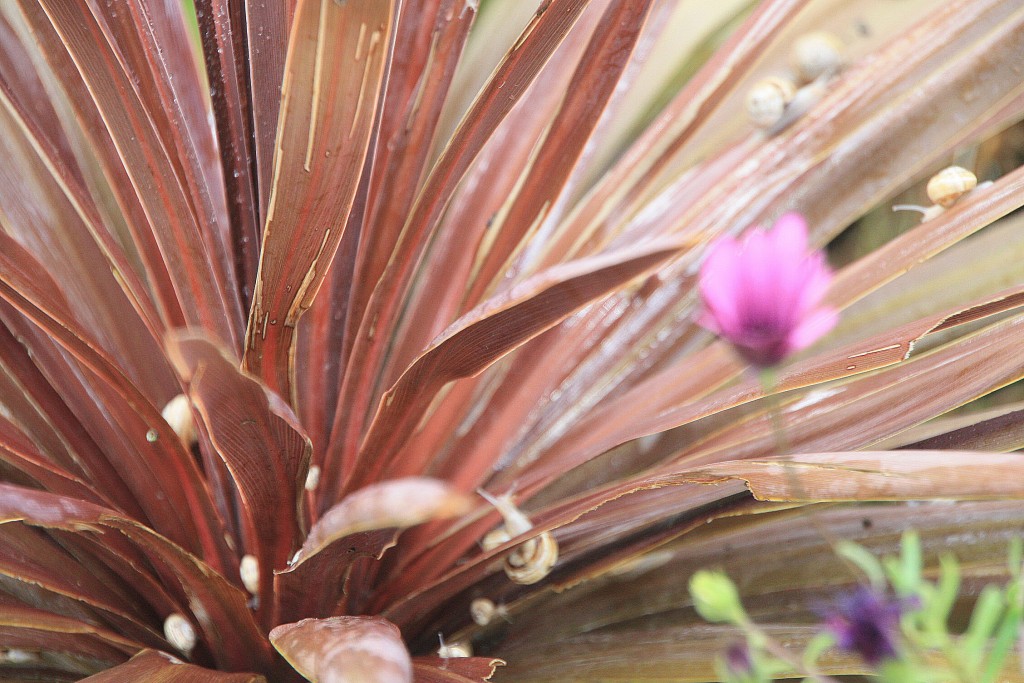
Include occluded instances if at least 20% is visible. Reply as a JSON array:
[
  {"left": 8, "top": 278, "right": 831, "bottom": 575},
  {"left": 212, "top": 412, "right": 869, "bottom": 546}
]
[{"left": 697, "top": 213, "right": 837, "bottom": 368}]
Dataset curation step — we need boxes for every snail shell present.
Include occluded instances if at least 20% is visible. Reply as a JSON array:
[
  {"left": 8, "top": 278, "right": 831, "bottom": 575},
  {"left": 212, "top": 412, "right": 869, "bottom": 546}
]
[
  {"left": 505, "top": 532, "right": 558, "bottom": 585},
  {"left": 481, "top": 527, "right": 511, "bottom": 552},
  {"left": 791, "top": 32, "right": 844, "bottom": 82},
  {"left": 745, "top": 76, "right": 797, "bottom": 128},
  {"left": 927, "top": 166, "right": 977, "bottom": 207},
  {"left": 239, "top": 554, "right": 260, "bottom": 596},
  {"left": 437, "top": 635, "right": 472, "bottom": 658},
  {"left": 304, "top": 465, "right": 321, "bottom": 492},
  {"left": 478, "top": 489, "right": 559, "bottom": 585},
  {"left": 163, "top": 613, "right": 197, "bottom": 656},
  {"left": 470, "top": 597, "right": 510, "bottom": 626},
  {"left": 161, "top": 394, "right": 196, "bottom": 446},
  {"left": 0, "top": 649, "right": 39, "bottom": 664}
]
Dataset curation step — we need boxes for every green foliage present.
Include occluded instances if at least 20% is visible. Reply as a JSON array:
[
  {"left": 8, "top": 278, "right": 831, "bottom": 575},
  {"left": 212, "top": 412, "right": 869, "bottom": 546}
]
[{"left": 692, "top": 531, "right": 1024, "bottom": 682}]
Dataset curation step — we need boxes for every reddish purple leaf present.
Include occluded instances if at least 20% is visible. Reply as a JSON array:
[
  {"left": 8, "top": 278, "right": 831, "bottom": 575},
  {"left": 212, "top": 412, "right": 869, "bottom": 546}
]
[
  {"left": 166, "top": 332, "right": 311, "bottom": 627},
  {"left": 81, "top": 649, "right": 266, "bottom": 682},
  {"left": 270, "top": 615, "right": 412, "bottom": 683}
]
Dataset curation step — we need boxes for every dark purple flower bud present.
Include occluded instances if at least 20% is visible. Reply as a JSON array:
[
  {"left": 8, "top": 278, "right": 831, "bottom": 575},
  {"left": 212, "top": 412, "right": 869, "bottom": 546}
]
[
  {"left": 823, "top": 587, "right": 906, "bottom": 665},
  {"left": 697, "top": 213, "right": 837, "bottom": 368},
  {"left": 725, "top": 641, "right": 754, "bottom": 675}
]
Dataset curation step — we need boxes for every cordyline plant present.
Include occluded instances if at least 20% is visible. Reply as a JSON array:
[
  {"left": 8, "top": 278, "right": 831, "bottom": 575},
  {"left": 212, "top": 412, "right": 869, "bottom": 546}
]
[{"left": 0, "top": 0, "right": 1023, "bottom": 680}]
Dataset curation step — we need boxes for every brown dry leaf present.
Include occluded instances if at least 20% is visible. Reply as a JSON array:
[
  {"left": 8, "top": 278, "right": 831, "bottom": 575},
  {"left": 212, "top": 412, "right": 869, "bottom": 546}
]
[{"left": 686, "top": 451, "right": 1024, "bottom": 501}]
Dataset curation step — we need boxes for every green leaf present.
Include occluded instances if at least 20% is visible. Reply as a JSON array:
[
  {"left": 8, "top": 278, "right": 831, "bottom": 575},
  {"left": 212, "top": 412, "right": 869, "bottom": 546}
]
[
  {"left": 835, "top": 540, "right": 886, "bottom": 589},
  {"left": 962, "top": 585, "right": 1005, "bottom": 670}
]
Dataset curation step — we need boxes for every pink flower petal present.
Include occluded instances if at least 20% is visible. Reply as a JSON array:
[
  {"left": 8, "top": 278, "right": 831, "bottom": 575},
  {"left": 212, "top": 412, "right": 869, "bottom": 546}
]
[
  {"left": 787, "top": 306, "right": 838, "bottom": 352},
  {"left": 695, "top": 212, "right": 837, "bottom": 368},
  {"left": 698, "top": 238, "right": 743, "bottom": 333},
  {"left": 736, "top": 228, "right": 778, "bottom": 323},
  {"left": 768, "top": 214, "right": 813, "bottom": 324}
]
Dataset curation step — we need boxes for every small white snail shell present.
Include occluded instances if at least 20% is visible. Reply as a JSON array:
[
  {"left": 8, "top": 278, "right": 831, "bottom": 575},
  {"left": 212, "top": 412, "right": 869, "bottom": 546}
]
[
  {"left": 437, "top": 634, "right": 472, "bottom": 658},
  {"left": 470, "top": 597, "right": 510, "bottom": 626},
  {"left": 478, "top": 489, "right": 559, "bottom": 585},
  {"left": 163, "top": 613, "right": 197, "bottom": 656},
  {"left": 894, "top": 166, "right": 981, "bottom": 223},
  {"left": 304, "top": 465, "right": 321, "bottom": 492},
  {"left": 239, "top": 554, "right": 260, "bottom": 596},
  {"left": 927, "top": 166, "right": 977, "bottom": 207},
  {"left": 745, "top": 76, "right": 796, "bottom": 128},
  {"left": 161, "top": 394, "right": 196, "bottom": 446},
  {"left": 791, "top": 32, "right": 844, "bottom": 82},
  {"left": 0, "top": 648, "right": 38, "bottom": 664}
]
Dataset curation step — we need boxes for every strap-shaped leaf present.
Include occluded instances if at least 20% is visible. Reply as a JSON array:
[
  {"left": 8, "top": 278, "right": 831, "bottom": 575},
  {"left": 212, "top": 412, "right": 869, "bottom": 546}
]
[
  {"left": 32, "top": 0, "right": 243, "bottom": 346},
  {"left": 688, "top": 451, "right": 1024, "bottom": 502},
  {"left": 331, "top": 0, "right": 595, "bottom": 494},
  {"left": 0, "top": 604, "right": 139, "bottom": 671},
  {"left": 463, "top": 0, "right": 657, "bottom": 305},
  {"left": 332, "top": 236, "right": 691, "bottom": 498},
  {"left": 243, "top": 0, "right": 397, "bottom": 397},
  {"left": 166, "top": 332, "right": 311, "bottom": 628},
  {"left": 0, "top": 232, "right": 229, "bottom": 568},
  {"left": 0, "top": 484, "right": 276, "bottom": 674}
]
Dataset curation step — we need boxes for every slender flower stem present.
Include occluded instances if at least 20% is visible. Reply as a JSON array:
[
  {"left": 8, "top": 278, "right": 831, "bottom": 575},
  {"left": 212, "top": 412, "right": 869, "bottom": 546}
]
[
  {"left": 740, "top": 616, "right": 842, "bottom": 683},
  {"left": 759, "top": 369, "right": 791, "bottom": 455},
  {"left": 759, "top": 369, "right": 862, "bottom": 578}
]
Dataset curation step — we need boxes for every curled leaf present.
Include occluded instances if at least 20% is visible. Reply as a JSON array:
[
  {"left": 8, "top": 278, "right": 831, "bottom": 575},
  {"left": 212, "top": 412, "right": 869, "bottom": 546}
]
[{"left": 270, "top": 616, "right": 411, "bottom": 683}]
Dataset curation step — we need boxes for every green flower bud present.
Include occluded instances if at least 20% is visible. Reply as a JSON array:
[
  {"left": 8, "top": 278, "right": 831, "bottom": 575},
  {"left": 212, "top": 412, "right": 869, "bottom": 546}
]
[{"left": 690, "top": 570, "right": 745, "bottom": 624}]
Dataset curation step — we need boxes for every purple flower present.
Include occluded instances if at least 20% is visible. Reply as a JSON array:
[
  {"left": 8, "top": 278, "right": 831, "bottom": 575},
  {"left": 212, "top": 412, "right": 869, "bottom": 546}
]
[
  {"left": 697, "top": 213, "right": 837, "bottom": 368},
  {"left": 823, "top": 587, "right": 907, "bottom": 665},
  {"left": 724, "top": 641, "right": 754, "bottom": 676}
]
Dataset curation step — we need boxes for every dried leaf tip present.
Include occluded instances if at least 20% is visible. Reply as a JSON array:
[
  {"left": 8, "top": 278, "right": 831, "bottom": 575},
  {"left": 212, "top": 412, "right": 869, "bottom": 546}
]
[
  {"left": 163, "top": 613, "right": 197, "bottom": 657},
  {"left": 161, "top": 394, "right": 197, "bottom": 446}
]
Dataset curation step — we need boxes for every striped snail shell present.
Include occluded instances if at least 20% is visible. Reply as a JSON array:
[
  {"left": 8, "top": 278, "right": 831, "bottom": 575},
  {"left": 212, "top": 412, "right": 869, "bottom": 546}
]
[
  {"left": 480, "top": 527, "right": 511, "bottom": 552},
  {"left": 926, "top": 166, "right": 977, "bottom": 208},
  {"left": 478, "top": 489, "right": 559, "bottom": 585},
  {"left": 745, "top": 76, "right": 797, "bottom": 128},
  {"left": 505, "top": 532, "right": 558, "bottom": 585}
]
